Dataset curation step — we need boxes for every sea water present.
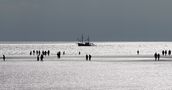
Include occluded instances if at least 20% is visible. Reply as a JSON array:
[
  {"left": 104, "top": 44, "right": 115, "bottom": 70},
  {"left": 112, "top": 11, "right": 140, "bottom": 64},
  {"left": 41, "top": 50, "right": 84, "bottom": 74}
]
[{"left": 0, "top": 42, "right": 172, "bottom": 56}]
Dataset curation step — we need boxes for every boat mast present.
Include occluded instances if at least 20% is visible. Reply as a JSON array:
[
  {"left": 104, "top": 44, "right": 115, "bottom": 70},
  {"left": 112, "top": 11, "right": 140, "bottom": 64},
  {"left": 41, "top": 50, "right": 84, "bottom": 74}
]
[
  {"left": 81, "top": 34, "right": 84, "bottom": 43},
  {"left": 87, "top": 36, "right": 90, "bottom": 43}
]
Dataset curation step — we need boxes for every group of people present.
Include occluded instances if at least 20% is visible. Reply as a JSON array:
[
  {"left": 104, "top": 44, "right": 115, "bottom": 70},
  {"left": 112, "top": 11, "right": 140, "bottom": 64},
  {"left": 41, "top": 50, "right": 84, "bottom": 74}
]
[
  {"left": 162, "top": 50, "right": 171, "bottom": 56},
  {"left": 3, "top": 49, "right": 172, "bottom": 61},
  {"left": 35, "top": 50, "right": 51, "bottom": 61},
  {"left": 30, "top": 50, "right": 50, "bottom": 56},
  {"left": 154, "top": 53, "right": 161, "bottom": 61},
  {"left": 86, "top": 54, "right": 92, "bottom": 61},
  {"left": 36, "top": 51, "right": 65, "bottom": 61},
  {"left": 37, "top": 54, "right": 44, "bottom": 61},
  {"left": 57, "top": 51, "right": 66, "bottom": 58},
  {"left": 153, "top": 50, "right": 172, "bottom": 61}
]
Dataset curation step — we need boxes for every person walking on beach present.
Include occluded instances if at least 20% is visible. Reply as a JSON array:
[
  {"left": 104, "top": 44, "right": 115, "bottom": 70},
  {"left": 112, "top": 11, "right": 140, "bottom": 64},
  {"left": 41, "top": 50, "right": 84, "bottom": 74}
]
[
  {"left": 89, "top": 54, "right": 92, "bottom": 61},
  {"left": 40, "top": 54, "right": 44, "bottom": 61},
  {"left": 30, "top": 51, "right": 32, "bottom": 55},
  {"left": 137, "top": 50, "right": 139, "bottom": 55},
  {"left": 37, "top": 55, "right": 40, "bottom": 61},
  {"left": 44, "top": 51, "right": 47, "bottom": 56},
  {"left": 157, "top": 53, "right": 160, "bottom": 61},
  {"left": 47, "top": 50, "right": 50, "bottom": 56},
  {"left": 33, "top": 50, "right": 35, "bottom": 55},
  {"left": 86, "top": 54, "right": 88, "bottom": 61},
  {"left": 57, "top": 51, "right": 61, "bottom": 59},
  {"left": 63, "top": 51, "right": 65, "bottom": 55},
  {"left": 168, "top": 50, "right": 171, "bottom": 56},
  {"left": 162, "top": 50, "right": 165, "bottom": 56},
  {"left": 3, "top": 55, "right": 5, "bottom": 61},
  {"left": 36, "top": 50, "right": 38, "bottom": 55},
  {"left": 42, "top": 51, "right": 44, "bottom": 56},
  {"left": 165, "top": 50, "right": 167, "bottom": 56},
  {"left": 154, "top": 53, "right": 158, "bottom": 61}
]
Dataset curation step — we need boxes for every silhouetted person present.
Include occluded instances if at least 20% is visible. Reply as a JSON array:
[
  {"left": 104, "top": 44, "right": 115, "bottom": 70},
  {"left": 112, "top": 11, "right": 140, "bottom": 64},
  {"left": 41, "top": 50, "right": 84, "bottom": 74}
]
[
  {"left": 43, "top": 51, "right": 45, "bottom": 56},
  {"left": 154, "top": 53, "right": 158, "bottom": 61},
  {"left": 36, "top": 50, "right": 39, "bottom": 55},
  {"left": 59, "top": 51, "right": 61, "bottom": 58},
  {"left": 33, "top": 50, "right": 35, "bottom": 55},
  {"left": 86, "top": 54, "right": 88, "bottom": 61},
  {"left": 44, "top": 51, "right": 47, "bottom": 56},
  {"left": 57, "top": 51, "right": 61, "bottom": 59},
  {"left": 137, "top": 50, "right": 139, "bottom": 55},
  {"left": 89, "top": 54, "right": 92, "bottom": 61},
  {"left": 47, "top": 50, "right": 50, "bottom": 56},
  {"left": 30, "top": 51, "right": 32, "bottom": 55},
  {"left": 63, "top": 51, "right": 65, "bottom": 55},
  {"left": 157, "top": 53, "right": 160, "bottom": 61},
  {"left": 165, "top": 50, "right": 167, "bottom": 56},
  {"left": 3, "top": 55, "right": 5, "bottom": 61},
  {"left": 40, "top": 54, "right": 44, "bottom": 61},
  {"left": 168, "top": 50, "right": 171, "bottom": 56},
  {"left": 42, "top": 51, "right": 44, "bottom": 55},
  {"left": 162, "top": 50, "right": 165, "bottom": 56},
  {"left": 79, "top": 52, "right": 81, "bottom": 55},
  {"left": 37, "top": 55, "right": 40, "bottom": 61}
]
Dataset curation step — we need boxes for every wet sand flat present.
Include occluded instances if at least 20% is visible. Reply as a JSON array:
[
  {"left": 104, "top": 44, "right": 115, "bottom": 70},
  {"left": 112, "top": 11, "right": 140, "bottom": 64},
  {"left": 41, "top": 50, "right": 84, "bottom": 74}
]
[{"left": 0, "top": 58, "right": 172, "bottom": 90}]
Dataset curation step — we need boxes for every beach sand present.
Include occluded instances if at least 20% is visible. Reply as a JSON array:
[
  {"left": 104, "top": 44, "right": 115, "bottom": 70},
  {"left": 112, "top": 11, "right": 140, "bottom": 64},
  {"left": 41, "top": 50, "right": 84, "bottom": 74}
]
[{"left": 0, "top": 57, "right": 172, "bottom": 90}]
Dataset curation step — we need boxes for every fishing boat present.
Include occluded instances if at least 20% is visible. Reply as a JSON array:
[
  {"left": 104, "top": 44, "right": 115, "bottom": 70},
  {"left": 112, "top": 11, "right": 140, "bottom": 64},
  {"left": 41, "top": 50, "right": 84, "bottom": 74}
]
[{"left": 77, "top": 35, "right": 95, "bottom": 46}]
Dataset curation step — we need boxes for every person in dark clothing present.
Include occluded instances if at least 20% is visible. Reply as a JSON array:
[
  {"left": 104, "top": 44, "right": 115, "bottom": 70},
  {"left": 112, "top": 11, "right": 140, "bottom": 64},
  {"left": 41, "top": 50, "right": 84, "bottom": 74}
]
[
  {"left": 157, "top": 53, "right": 160, "bottom": 61},
  {"left": 59, "top": 51, "right": 61, "bottom": 58},
  {"left": 3, "top": 55, "right": 5, "bottom": 61},
  {"left": 30, "top": 51, "right": 32, "bottom": 55},
  {"left": 168, "top": 50, "right": 171, "bottom": 56},
  {"left": 44, "top": 51, "right": 47, "bottom": 56},
  {"left": 137, "top": 50, "right": 139, "bottom": 55},
  {"left": 154, "top": 53, "right": 158, "bottom": 61},
  {"left": 162, "top": 50, "right": 165, "bottom": 56},
  {"left": 40, "top": 54, "right": 44, "bottom": 61},
  {"left": 33, "top": 50, "right": 35, "bottom": 55},
  {"left": 37, "top": 55, "right": 40, "bottom": 61},
  {"left": 86, "top": 54, "right": 88, "bottom": 61},
  {"left": 165, "top": 50, "right": 167, "bottom": 56},
  {"left": 57, "top": 51, "right": 61, "bottom": 59},
  {"left": 63, "top": 51, "right": 65, "bottom": 55},
  {"left": 79, "top": 52, "right": 81, "bottom": 55},
  {"left": 36, "top": 50, "right": 38, "bottom": 55},
  {"left": 89, "top": 54, "right": 92, "bottom": 61},
  {"left": 47, "top": 50, "right": 50, "bottom": 56},
  {"left": 42, "top": 51, "right": 44, "bottom": 55}
]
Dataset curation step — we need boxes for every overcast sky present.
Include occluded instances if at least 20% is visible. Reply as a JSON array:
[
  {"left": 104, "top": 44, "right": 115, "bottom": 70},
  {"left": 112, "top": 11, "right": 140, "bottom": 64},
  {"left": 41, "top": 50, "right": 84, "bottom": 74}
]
[{"left": 1, "top": 0, "right": 172, "bottom": 41}]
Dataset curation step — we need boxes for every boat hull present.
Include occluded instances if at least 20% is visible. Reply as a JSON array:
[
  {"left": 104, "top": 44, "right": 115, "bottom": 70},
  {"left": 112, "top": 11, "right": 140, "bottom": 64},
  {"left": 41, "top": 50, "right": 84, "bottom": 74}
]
[{"left": 78, "top": 43, "right": 94, "bottom": 46}]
